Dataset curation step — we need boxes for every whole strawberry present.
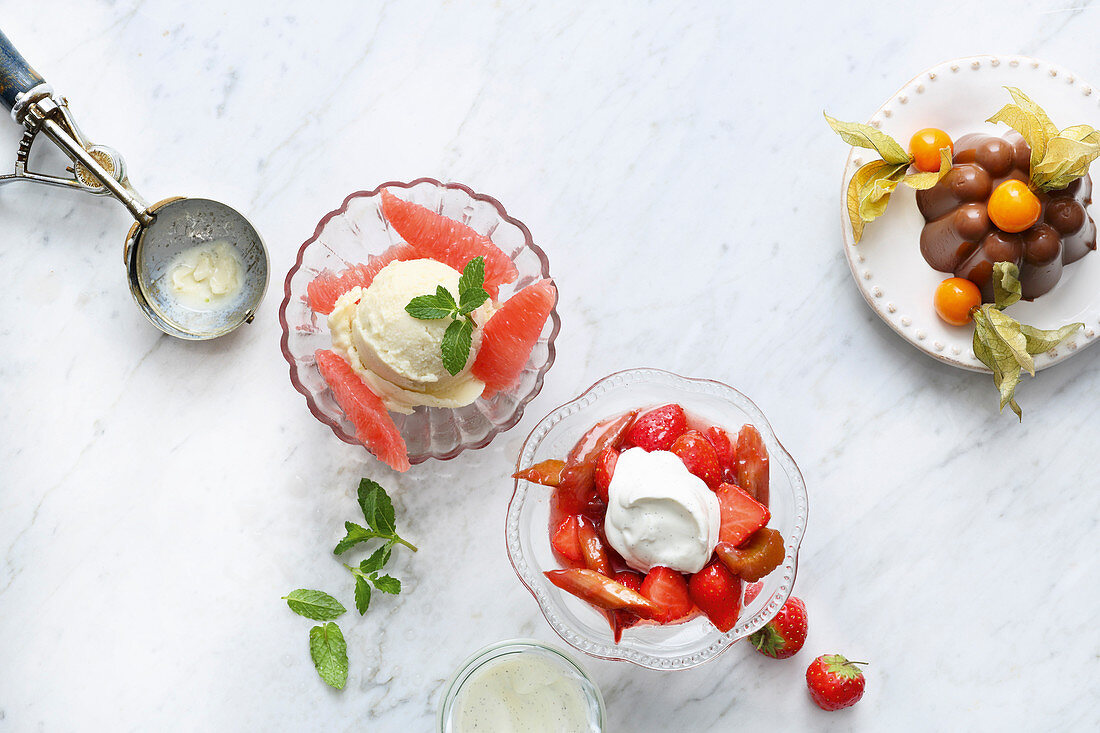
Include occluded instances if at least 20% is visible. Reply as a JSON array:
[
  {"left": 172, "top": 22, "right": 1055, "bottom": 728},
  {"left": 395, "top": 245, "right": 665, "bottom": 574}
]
[
  {"left": 749, "top": 596, "right": 806, "bottom": 659},
  {"left": 806, "top": 654, "right": 866, "bottom": 711}
]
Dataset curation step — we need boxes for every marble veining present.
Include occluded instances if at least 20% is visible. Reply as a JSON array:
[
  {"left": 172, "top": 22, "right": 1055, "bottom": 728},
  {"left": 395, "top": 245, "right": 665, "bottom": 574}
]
[{"left": 2, "top": 1, "right": 1099, "bottom": 731}]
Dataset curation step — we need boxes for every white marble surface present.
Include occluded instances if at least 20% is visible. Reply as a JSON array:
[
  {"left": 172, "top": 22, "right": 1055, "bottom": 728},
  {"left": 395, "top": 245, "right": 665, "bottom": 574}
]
[{"left": 2, "top": 1, "right": 1099, "bottom": 730}]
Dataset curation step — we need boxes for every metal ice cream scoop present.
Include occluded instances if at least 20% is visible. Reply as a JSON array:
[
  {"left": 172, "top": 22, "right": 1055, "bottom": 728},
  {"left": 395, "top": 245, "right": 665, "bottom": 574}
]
[{"left": 0, "top": 28, "right": 268, "bottom": 340}]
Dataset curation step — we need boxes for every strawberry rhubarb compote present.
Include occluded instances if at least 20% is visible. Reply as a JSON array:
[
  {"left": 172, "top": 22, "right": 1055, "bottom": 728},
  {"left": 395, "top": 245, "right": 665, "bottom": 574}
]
[{"left": 515, "top": 404, "right": 785, "bottom": 640}]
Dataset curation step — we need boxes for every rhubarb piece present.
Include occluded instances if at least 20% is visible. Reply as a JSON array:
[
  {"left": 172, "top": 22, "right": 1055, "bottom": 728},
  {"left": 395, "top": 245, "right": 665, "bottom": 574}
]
[
  {"left": 716, "top": 528, "right": 785, "bottom": 582},
  {"left": 543, "top": 569, "right": 661, "bottom": 619}
]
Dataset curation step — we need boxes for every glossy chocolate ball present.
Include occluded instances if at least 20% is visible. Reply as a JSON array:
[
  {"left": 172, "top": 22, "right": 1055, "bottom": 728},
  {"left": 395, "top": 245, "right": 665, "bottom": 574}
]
[
  {"left": 1023, "top": 224, "right": 1062, "bottom": 266},
  {"left": 1045, "top": 198, "right": 1086, "bottom": 235},
  {"left": 945, "top": 164, "right": 992, "bottom": 203}
]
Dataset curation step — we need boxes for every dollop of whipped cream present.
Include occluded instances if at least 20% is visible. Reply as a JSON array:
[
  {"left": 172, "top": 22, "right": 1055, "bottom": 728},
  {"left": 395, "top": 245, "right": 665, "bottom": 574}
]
[{"left": 603, "top": 447, "right": 721, "bottom": 574}]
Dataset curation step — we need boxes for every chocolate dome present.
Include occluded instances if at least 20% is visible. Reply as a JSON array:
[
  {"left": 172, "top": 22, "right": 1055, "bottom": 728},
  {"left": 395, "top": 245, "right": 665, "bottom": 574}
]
[{"left": 916, "top": 132, "right": 1096, "bottom": 301}]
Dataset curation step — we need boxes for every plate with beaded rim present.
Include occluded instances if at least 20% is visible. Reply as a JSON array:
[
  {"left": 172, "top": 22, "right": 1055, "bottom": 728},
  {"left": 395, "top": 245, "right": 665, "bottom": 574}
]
[{"left": 840, "top": 55, "right": 1100, "bottom": 372}]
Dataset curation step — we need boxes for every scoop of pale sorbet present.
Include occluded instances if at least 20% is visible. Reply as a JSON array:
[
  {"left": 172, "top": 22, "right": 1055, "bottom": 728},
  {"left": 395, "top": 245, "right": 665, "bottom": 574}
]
[{"left": 328, "top": 259, "right": 492, "bottom": 414}]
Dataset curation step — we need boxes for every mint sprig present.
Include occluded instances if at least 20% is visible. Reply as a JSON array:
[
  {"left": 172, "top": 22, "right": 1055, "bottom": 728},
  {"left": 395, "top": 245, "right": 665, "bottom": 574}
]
[
  {"left": 337, "top": 479, "right": 415, "bottom": 615},
  {"left": 284, "top": 478, "right": 417, "bottom": 690},
  {"left": 335, "top": 478, "right": 418, "bottom": 555},
  {"left": 405, "top": 256, "right": 489, "bottom": 375}
]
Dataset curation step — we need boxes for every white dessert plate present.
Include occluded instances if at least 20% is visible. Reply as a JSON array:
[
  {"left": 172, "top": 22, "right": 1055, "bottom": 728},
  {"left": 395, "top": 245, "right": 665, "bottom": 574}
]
[{"left": 841, "top": 55, "right": 1100, "bottom": 372}]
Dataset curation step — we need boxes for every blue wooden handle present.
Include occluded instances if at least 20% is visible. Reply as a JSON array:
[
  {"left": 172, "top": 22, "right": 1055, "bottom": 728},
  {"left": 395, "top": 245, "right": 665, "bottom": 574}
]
[{"left": 0, "top": 28, "right": 44, "bottom": 112}]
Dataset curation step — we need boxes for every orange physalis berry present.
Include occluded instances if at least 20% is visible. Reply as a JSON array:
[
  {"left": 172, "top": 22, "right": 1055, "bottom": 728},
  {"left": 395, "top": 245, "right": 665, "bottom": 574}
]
[
  {"left": 909, "top": 128, "right": 953, "bottom": 173},
  {"left": 987, "top": 179, "right": 1041, "bottom": 233},
  {"left": 933, "top": 277, "right": 982, "bottom": 326}
]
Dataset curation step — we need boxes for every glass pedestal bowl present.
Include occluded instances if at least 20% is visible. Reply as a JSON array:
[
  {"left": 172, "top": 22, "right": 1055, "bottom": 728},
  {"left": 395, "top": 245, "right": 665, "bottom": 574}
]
[
  {"left": 505, "top": 368, "right": 809, "bottom": 670},
  {"left": 280, "top": 178, "right": 560, "bottom": 464}
]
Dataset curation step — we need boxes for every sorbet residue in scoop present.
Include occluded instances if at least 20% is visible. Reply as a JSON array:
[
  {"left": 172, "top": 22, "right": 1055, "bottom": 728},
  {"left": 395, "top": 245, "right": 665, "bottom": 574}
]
[{"left": 168, "top": 240, "right": 243, "bottom": 310}]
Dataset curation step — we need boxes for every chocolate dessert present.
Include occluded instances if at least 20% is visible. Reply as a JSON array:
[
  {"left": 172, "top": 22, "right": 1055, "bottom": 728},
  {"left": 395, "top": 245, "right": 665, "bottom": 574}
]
[{"left": 916, "top": 133, "right": 1095, "bottom": 301}]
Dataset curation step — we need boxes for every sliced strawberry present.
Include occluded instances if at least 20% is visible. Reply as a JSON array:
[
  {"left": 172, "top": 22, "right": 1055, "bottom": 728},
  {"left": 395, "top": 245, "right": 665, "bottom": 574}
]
[
  {"left": 743, "top": 581, "right": 764, "bottom": 605},
  {"left": 688, "top": 561, "right": 743, "bottom": 633},
  {"left": 576, "top": 516, "right": 612, "bottom": 576},
  {"left": 703, "top": 426, "right": 737, "bottom": 481},
  {"left": 613, "top": 570, "right": 643, "bottom": 592},
  {"left": 551, "top": 516, "right": 584, "bottom": 565},
  {"left": 640, "top": 566, "right": 694, "bottom": 624},
  {"left": 544, "top": 569, "right": 661, "bottom": 619},
  {"left": 513, "top": 459, "right": 565, "bottom": 487},
  {"left": 716, "top": 528, "right": 785, "bottom": 582},
  {"left": 735, "top": 425, "right": 770, "bottom": 506},
  {"left": 594, "top": 447, "right": 618, "bottom": 503},
  {"left": 670, "top": 430, "right": 722, "bottom": 488},
  {"left": 626, "top": 404, "right": 686, "bottom": 452},
  {"left": 716, "top": 483, "right": 770, "bottom": 546},
  {"left": 610, "top": 570, "right": 645, "bottom": 642},
  {"left": 579, "top": 494, "right": 607, "bottom": 524}
]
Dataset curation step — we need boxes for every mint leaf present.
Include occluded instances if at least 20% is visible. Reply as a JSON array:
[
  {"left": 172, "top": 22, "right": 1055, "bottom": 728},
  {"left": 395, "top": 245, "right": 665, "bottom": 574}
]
[
  {"left": 459, "top": 286, "right": 489, "bottom": 316},
  {"left": 405, "top": 294, "right": 453, "bottom": 320},
  {"left": 458, "top": 257, "right": 489, "bottom": 315},
  {"left": 283, "top": 589, "right": 347, "bottom": 621},
  {"left": 441, "top": 318, "right": 473, "bottom": 376},
  {"left": 354, "top": 576, "right": 372, "bottom": 615},
  {"left": 458, "top": 256, "right": 485, "bottom": 294},
  {"left": 358, "top": 479, "right": 396, "bottom": 534},
  {"left": 373, "top": 575, "right": 401, "bottom": 595},
  {"left": 309, "top": 623, "right": 348, "bottom": 689},
  {"left": 334, "top": 521, "right": 387, "bottom": 555},
  {"left": 359, "top": 543, "right": 393, "bottom": 574},
  {"left": 435, "top": 285, "right": 458, "bottom": 311}
]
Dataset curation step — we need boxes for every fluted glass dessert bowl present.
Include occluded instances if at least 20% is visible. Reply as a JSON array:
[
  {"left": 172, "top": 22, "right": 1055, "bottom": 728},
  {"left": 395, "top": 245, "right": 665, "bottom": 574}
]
[
  {"left": 280, "top": 178, "right": 560, "bottom": 464},
  {"left": 505, "top": 368, "right": 808, "bottom": 670}
]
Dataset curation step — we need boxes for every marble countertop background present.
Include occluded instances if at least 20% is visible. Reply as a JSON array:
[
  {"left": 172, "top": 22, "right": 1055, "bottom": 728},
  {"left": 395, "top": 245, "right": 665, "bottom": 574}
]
[{"left": 2, "top": 1, "right": 1098, "bottom": 730}]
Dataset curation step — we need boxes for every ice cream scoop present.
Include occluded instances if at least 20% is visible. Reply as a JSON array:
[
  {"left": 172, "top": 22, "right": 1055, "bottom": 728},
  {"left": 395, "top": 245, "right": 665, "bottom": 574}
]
[
  {"left": 328, "top": 259, "right": 492, "bottom": 413},
  {"left": 0, "top": 28, "right": 268, "bottom": 340}
]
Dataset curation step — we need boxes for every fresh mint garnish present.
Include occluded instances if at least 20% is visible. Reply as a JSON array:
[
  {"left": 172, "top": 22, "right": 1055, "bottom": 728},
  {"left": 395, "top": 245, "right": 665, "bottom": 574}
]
[
  {"left": 338, "top": 479, "right": 415, "bottom": 615},
  {"left": 335, "top": 479, "right": 417, "bottom": 555},
  {"left": 282, "top": 589, "right": 347, "bottom": 621},
  {"left": 404, "top": 256, "right": 489, "bottom": 375},
  {"left": 372, "top": 575, "right": 401, "bottom": 594},
  {"left": 309, "top": 622, "right": 348, "bottom": 690},
  {"left": 285, "top": 478, "right": 417, "bottom": 689}
]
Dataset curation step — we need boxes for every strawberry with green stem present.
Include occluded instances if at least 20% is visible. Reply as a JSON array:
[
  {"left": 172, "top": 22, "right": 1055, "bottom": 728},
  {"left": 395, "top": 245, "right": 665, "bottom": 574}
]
[
  {"left": 806, "top": 654, "right": 867, "bottom": 711},
  {"left": 749, "top": 596, "right": 806, "bottom": 659}
]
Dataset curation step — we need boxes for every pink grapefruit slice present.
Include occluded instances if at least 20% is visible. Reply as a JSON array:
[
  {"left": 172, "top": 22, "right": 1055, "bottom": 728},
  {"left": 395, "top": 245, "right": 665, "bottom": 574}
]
[
  {"left": 379, "top": 189, "right": 518, "bottom": 299},
  {"left": 472, "top": 279, "right": 557, "bottom": 397},
  {"left": 314, "top": 349, "right": 411, "bottom": 472},
  {"left": 306, "top": 242, "right": 419, "bottom": 315}
]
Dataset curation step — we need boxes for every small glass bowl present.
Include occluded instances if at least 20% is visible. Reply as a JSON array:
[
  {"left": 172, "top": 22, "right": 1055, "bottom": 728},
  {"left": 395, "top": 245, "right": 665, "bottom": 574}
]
[
  {"left": 505, "top": 368, "right": 809, "bottom": 670},
  {"left": 439, "top": 639, "right": 605, "bottom": 732},
  {"left": 279, "top": 178, "right": 560, "bottom": 464}
]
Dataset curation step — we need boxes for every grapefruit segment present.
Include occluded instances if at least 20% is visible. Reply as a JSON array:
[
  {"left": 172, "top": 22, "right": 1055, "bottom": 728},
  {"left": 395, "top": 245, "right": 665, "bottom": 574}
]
[
  {"left": 379, "top": 189, "right": 518, "bottom": 299},
  {"left": 306, "top": 242, "right": 418, "bottom": 314},
  {"left": 472, "top": 279, "right": 556, "bottom": 397},
  {"left": 314, "top": 349, "right": 411, "bottom": 472}
]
